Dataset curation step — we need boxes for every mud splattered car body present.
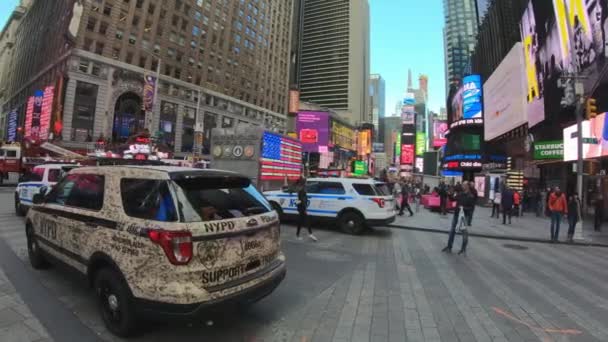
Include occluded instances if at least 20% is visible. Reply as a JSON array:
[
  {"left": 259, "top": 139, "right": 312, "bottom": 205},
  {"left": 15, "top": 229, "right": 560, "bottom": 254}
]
[{"left": 25, "top": 165, "right": 286, "bottom": 336}]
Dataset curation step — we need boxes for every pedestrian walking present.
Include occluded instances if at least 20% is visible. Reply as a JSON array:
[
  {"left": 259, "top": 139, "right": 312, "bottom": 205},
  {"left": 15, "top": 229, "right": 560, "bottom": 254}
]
[
  {"left": 491, "top": 191, "right": 501, "bottom": 218},
  {"left": 468, "top": 181, "right": 478, "bottom": 225},
  {"left": 548, "top": 187, "right": 567, "bottom": 242},
  {"left": 594, "top": 192, "right": 603, "bottom": 232},
  {"left": 438, "top": 181, "right": 448, "bottom": 215},
  {"left": 393, "top": 181, "right": 402, "bottom": 212},
  {"left": 442, "top": 183, "right": 475, "bottom": 255},
  {"left": 294, "top": 177, "right": 317, "bottom": 242},
  {"left": 414, "top": 184, "right": 422, "bottom": 213},
  {"left": 567, "top": 193, "right": 581, "bottom": 243},
  {"left": 513, "top": 191, "right": 521, "bottom": 217},
  {"left": 501, "top": 187, "right": 514, "bottom": 224},
  {"left": 399, "top": 180, "right": 414, "bottom": 216}
]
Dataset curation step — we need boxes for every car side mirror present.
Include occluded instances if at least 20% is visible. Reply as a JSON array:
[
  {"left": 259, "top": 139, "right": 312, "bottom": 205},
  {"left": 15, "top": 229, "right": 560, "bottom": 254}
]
[{"left": 32, "top": 193, "right": 44, "bottom": 205}]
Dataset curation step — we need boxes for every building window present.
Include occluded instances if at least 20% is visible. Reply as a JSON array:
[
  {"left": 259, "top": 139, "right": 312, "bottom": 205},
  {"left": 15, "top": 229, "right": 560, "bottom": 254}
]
[
  {"left": 95, "top": 42, "right": 104, "bottom": 54},
  {"left": 72, "top": 81, "right": 99, "bottom": 142},
  {"left": 103, "top": 5, "right": 112, "bottom": 16},
  {"left": 132, "top": 15, "right": 140, "bottom": 26},
  {"left": 86, "top": 17, "right": 97, "bottom": 31},
  {"left": 115, "top": 29, "right": 124, "bottom": 39},
  {"left": 91, "top": 63, "right": 101, "bottom": 76},
  {"left": 99, "top": 22, "right": 108, "bottom": 35},
  {"left": 160, "top": 101, "right": 177, "bottom": 150}
]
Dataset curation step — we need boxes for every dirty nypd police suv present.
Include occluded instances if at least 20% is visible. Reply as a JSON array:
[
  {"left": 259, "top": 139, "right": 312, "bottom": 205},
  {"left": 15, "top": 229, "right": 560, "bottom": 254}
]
[{"left": 25, "top": 165, "right": 286, "bottom": 337}]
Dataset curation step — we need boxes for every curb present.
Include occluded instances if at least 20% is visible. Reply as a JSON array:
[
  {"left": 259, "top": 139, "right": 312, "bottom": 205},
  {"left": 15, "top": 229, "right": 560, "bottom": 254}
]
[{"left": 388, "top": 224, "right": 608, "bottom": 248}]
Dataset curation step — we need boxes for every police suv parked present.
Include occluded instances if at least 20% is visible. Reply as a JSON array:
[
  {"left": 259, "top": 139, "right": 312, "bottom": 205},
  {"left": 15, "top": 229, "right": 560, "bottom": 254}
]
[
  {"left": 26, "top": 166, "right": 286, "bottom": 337},
  {"left": 15, "top": 164, "right": 78, "bottom": 216},
  {"left": 264, "top": 177, "right": 395, "bottom": 235}
]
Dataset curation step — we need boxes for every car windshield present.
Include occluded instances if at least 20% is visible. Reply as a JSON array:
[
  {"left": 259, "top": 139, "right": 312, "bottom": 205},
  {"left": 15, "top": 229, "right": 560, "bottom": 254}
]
[{"left": 172, "top": 176, "right": 271, "bottom": 223}]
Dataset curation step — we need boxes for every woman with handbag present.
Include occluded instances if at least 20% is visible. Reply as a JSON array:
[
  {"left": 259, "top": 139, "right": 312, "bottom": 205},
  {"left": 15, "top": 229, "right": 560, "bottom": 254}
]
[
  {"left": 442, "top": 183, "right": 475, "bottom": 255},
  {"left": 567, "top": 193, "right": 581, "bottom": 243}
]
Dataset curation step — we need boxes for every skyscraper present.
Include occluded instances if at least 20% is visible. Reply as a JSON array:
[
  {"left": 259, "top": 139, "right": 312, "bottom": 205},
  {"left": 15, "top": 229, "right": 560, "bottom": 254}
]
[
  {"left": 476, "top": 0, "right": 490, "bottom": 22},
  {"left": 298, "top": 0, "right": 370, "bottom": 126},
  {"left": 369, "top": 74, "right": 385, "bottom": 140},
  {"left": 0, "top": 0, "right": 292, "bottom": 154},
  {"left": 443, "top": 0, "right": 479, "bottom": 92}
]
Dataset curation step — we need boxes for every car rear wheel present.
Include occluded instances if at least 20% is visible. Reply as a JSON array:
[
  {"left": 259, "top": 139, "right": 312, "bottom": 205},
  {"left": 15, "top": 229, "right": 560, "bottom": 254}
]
[
  {"left": 338, "top": 212, "right": 365, "bottom": 235},
  {"left": 26, "top": 224, "right": 50, "bottom": 269},
  {"left": 94, "top": 268, "right": 139, "bottom": 338},
  {"left": 15, "top": 194, "right": 25, "bottom": 217}
]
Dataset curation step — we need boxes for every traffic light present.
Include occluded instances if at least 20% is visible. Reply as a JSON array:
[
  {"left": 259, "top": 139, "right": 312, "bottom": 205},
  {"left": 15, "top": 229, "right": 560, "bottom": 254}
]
[{"left": 586, "top": 97, "right": 598, "bottom": 119}]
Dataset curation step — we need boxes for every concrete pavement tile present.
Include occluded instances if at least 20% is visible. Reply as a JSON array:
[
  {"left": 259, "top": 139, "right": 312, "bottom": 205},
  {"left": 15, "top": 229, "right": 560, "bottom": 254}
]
[
  {"left": 0, "top": 322, "right": 42, "bottom": 342},
  {"left": 0, "top": 307, "right": 26, "bottom": 328},
  {"left": 23, "top": 318, "right": 49, "bottom": 339},
  {"left": 370, "top": 334, "right": 388, "bottom": 342}
]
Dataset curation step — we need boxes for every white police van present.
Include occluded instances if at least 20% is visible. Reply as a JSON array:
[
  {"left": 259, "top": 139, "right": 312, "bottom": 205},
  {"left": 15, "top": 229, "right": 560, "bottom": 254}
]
[
  {"left": 15, "top": 164, "right": 77, "bottom": 216},
  {"left": 264, "top": 177, "right": 395, "bottom": 234}
]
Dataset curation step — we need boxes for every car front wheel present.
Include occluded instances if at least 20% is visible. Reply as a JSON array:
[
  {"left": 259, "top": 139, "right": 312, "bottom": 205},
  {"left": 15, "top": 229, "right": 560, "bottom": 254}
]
[
  {"left": 94, "top": 268, "right": 138, "bottom": 337},
  {"left": 338, "top": 212, "right": 365, "bottom": 235}
]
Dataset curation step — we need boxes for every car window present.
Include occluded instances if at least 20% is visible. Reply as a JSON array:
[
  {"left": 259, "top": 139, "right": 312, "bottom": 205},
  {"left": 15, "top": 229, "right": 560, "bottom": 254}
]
[
  {"left": 6, "top": 150, "right": 17, "bottom": 157},
  {"left": 375, "top": 183, "right": 390, "bottom": 196},
  {"left": 352, "top": 183, "right": 375, "bottom": 196},
  {"left": 172, "top": 176, "right": 270, "bottom": 223},
  {"left": 30, "top": 168, "right": 45, "bottom": 182},
  {"left": 48, "top": 169, "right": 62, "bottom": 182},
  {"left": 121, "top": 179, "right": 178, "bottom": 222},
  {"left": 310, "top": 182, "right": 345, "bottom": 195},
  {"left": 45, "top": 174, "right": 104, "bottom": 210}
]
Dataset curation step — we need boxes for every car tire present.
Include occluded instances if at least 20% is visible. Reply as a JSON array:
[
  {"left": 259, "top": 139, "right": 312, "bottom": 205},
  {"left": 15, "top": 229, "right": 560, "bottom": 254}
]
[
  {"left": 26, "top": 224, "right": 50, "bottom": 269},
  {"left": 338, "top": 211, "right": 365, "bottom": 235},
  {"left": 15, "top": 194, "right": 25, "bottom": 217},
  {"left": 94, "top": 268, "right": 139, "bottom": 338}
]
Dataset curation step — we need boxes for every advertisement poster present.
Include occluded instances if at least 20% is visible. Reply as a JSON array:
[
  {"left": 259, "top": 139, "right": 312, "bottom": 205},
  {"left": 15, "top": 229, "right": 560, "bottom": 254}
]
[
  {"left": 533, "top": 140, "right": 564, "bottom": 159},
  {"left": 462, "top": 75, "right": 483, "bottom": 119},
  {"left": 474, "top": 176, "right": 486, "bottom": 196},
  {"left": 401, "top": 105, "right": 415, "bottom": 125},
  {"left": 401, "top": 144, "right": 414, "bottom": 164},
  {"left": 296, "top": 111, "right": 329, "bottom": 152},
  {"left": 484, "top": 43, "right": 528, "bottom": 141},
  {"left": 39, "top": 86, "right": 55, "bottom": 140},
  {"left": 415, "top": 132, "right": 426, "bottom": 155},
  {"left": 520, "top": 0, "right": 608, "bottom": 128},
  {"left": 143, "top": 74, "right": 156, "bottom": 112},
  {"left": 415, "top": 157, "right": 424, "bottom": 173},
  {"left": 358, "top": 129, "right": 371, "bottom": 155},
  {"left": 331, "top": 119, "right": 356, "bottom": 150},
  {"left": 433, "top": 121, "right": 448, "bottom": 147},
  {"left": 564, "top": 113, "right": 608, "bottom": 161},
  {"left": 353, "top": 160, "right": 367, "bottom": 175}
]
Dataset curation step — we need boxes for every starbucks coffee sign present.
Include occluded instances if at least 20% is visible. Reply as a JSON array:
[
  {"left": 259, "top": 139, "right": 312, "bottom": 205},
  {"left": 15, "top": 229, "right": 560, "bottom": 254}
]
[{"left": 533, "top": 140, "right": 563, "bottom": 160}]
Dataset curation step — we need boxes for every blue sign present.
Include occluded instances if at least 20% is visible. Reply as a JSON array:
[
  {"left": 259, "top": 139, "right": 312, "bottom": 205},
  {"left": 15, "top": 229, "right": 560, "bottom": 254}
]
[
  {"left": 7, "top": 109, "right": 17, "bottom": 142},
  {"left": 442, "top": 170, "right": 463, "bottom": 177},
  {"left": 462, "top": 75, "right": 482, "bottom": 119}
]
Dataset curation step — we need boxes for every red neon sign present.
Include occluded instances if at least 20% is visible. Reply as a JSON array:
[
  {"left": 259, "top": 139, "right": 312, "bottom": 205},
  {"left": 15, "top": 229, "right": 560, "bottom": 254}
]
[{"left": 40, "top": 86, "right": 55, "bottom": 140}]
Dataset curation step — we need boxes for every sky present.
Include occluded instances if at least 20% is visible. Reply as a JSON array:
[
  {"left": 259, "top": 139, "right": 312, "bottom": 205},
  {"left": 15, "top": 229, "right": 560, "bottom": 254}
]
[
  {"left": 0, "top": 0, "right": 19, "bottom": 31},
  {"left": 370, "top": 0, "right": 446, "bottom": 115},
  {"left": 0, "top": 0, "right": 447, "bottom": 115}
]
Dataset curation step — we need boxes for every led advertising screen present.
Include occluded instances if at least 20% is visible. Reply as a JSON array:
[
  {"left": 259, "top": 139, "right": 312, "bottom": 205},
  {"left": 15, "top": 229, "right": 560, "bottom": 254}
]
[
  {"left": 296, "top": 111, "right": 329, "bottom": 152},
  {"left": 7, "top": 109, "right": 17, "bottom": 142},
  {"left": 449, "top": 75, "right": 484, "bottom": 129},
  {"left": 462, "top": 75, "right": 483, "bottom": 119},
  {"left": 401, "top": 144, "right": 414, "bottom": 164},
  {"left": 520, "top": 0, "right": 608, "bottom": 128},
  {"left": 416, "top": 132, "right": 426, "bottom": 155},
  {"left": 331, "top": 119, "right": 356, "bottom": 150},
  {"left": 484, "top": 43, "right": 528, "bottom": 141},
  {"left": 433, "top": 121, "right": 448, "bottom": 147},
  {"left": 353, "top": 160, "right": 367, "bottom": 175},
  {"left": 401, "top": 105, "right": 415, "bottom": 125}
]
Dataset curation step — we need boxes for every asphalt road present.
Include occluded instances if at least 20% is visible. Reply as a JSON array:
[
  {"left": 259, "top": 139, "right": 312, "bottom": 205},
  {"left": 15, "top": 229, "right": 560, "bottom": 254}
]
[{"left": 2, "top": 187, "right": 608, "bottom": 341}]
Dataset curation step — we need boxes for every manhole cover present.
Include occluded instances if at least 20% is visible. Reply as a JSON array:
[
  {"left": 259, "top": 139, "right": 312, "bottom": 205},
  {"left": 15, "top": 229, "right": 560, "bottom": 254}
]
[
  {"left": 502, "top": 244, "right": 529, "bottom": 250},
  {"left": 306, "top": 250, "right": 352, "bottom": 262}
]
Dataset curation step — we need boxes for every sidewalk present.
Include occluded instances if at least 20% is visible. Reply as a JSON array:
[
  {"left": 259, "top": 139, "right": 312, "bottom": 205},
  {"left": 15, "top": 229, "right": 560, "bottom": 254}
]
[
  {"left": 392, "top": 204, "right": 608, "bottom": 246},
  {"left": 0, "top": 267, "right": 51, "bottom": 342}
]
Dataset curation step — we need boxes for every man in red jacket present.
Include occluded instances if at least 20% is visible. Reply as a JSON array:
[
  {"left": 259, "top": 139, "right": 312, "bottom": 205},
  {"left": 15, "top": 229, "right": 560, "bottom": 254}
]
[{"left": 548, "top": 186, "right": 568, "bottom": 242}]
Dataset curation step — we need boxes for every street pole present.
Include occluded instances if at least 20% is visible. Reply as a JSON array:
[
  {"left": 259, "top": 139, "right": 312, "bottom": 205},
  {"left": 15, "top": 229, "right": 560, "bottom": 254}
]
[
  {"left": 150, "top": 56, "right": 161, "bottom": 133},
  {"left": 566, "top": 14, "right": 585, "bottom": 241}
]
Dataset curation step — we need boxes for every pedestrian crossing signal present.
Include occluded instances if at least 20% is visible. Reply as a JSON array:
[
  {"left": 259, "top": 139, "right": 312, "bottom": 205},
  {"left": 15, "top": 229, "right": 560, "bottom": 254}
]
[{"left": 586, "top": 97, "right": 598, "bottom": 119}]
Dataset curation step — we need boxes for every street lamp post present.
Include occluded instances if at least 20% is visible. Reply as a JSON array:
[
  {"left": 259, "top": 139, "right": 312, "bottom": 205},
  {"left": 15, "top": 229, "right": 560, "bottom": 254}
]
[{"left": 141, "top": 49, "right": 162, "bottom": 133}]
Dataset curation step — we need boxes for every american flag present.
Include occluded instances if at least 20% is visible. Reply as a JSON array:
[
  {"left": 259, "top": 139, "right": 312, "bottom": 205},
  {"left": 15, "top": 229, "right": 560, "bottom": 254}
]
[{"left": 261, "top": 132, "right": 303, "bottom": 181}]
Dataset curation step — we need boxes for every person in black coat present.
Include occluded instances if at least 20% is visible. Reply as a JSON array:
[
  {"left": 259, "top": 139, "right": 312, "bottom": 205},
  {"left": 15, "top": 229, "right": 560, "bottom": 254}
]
[
  {"left": 567, "top": 193, "right": 581, "bottom": 242},
  {"left": 501, "top": 187, "right": 514, "bottom": 225},
  {"left": 442, "top": 183, "right": 475, "bottom": 255},
  {"left": 294, "top": 177, "right": 317, "bottom": 242}
]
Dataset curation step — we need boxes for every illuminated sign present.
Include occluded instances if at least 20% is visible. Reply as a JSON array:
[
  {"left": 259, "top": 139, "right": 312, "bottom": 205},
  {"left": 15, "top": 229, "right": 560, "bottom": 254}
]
[
  {"left": 39, "top": 86, "right": 55, "bottom": 140},
  {"left": 401, "top": 144, "right": 414, "bottom": 164},
  {"left": 7, "top": 109, "right": 17, "bottom": 142},
  {"left": 358, "top": 129, "right": 371, "bottom": 156},
  {"left": 415, "top": 157, "right": 424, "bottom": 173},
  {"left": 24, "top": 96, "right": 34, "bottom": 138},
  {"left": 450, "top": 74, "right": 484, "bottom": 129},
  {"left": 289, "top": 90, "right": 300, "bottom": 114},
  {"left": 261, "top": 132, "right": 303, "bottom": 181},
  {"left": 443, "top": 160, "right": 483, "bottom": 169},
  {"left": 450, "top": 118, "right": 483, "bottom": 129},
  {"left": 534, "top": 140, "right": 564, "bottom": 160},
  {"left": 353, "top": 160, "right": 367, "bottom": 175},
  {"left": 433, "top": 121, "right": 448, "bottom": 147},
  {"left": 296, "top": 112, "right": 329, "bottom": 152},
  {"left": 331, "top": 119, "right": 355, "bottom": 150},
  {"left": 416, "top": 133, "right": 426, "bottom": 155}
]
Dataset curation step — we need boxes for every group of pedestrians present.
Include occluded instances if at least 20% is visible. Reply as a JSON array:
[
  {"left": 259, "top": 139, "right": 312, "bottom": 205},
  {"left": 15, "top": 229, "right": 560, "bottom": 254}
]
[{"left": 545, "top": 187, "right": 581, "bottom": 243}]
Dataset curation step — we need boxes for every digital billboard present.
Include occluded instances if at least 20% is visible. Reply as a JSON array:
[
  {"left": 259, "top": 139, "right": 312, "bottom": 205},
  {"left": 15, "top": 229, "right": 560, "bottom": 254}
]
[
  {"left": 7, "top": 109, "right": 17, "bottom": 142},
  {"left": 401, "top": 144, "right": 414, "bottom": 164},
  {"left": 353, "top": 160, "right": 367, "bottom": 175},
  {"left": 330, "top": 119, "right": 356, "bottom": 150},
  {"left": 416, "top": 132, "right": 426, "bottom": 155},
  {"left": 520, "top": 0, "right": 608, "bottom": 128},
  {"left": 401, "top": 105, "right": 415, "bottom": 125},
  {"left": 296, "top": 111, "right": 329, "bottom": 152},
  {"left": 484, "top": 43, "right": 528, "bottom": 141},
  {"left": 433, "top": 121, "right": 448, "bottom": 147},
  {"left": 261, "top": 132, "right": 303, "bottom": 181},
  {"left": 449, "top": 75, "right": 484, "bottom": 129}
]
